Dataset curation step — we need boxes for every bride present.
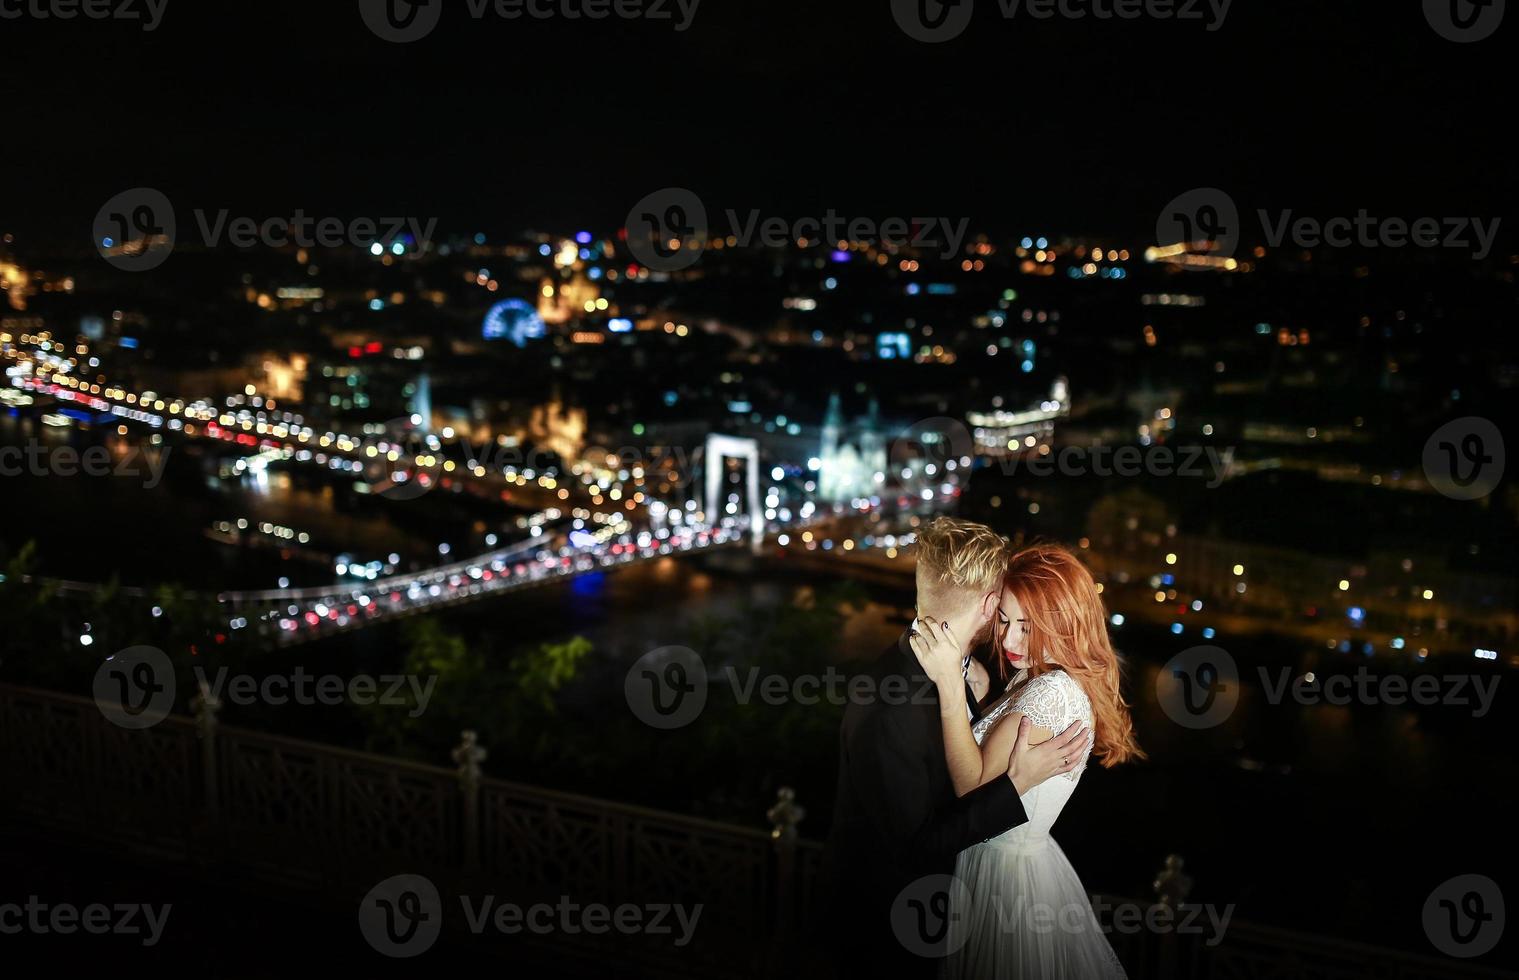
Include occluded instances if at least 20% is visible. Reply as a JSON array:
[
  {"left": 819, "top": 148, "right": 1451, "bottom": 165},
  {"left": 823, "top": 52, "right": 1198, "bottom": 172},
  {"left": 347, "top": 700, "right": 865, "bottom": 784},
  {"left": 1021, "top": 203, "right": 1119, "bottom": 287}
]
[{"left": 910, "top": 542, "right": 1143, "bottom": 978}]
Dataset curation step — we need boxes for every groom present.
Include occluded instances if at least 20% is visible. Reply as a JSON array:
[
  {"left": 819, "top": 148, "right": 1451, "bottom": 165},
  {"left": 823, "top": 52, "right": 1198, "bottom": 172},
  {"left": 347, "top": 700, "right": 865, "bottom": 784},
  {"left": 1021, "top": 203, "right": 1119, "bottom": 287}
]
[{"left": 821, "top": 518, "right": 1090, "bottom": 978}]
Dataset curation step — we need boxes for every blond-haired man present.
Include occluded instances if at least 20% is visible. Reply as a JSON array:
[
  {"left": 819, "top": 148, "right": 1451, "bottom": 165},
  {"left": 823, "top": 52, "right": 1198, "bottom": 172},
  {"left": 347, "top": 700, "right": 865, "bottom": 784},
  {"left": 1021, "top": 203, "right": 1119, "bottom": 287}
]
[
  {"left": 912, "top": 516, "right": 1011, "bottom": 711},
  {"left": 821, "top": 517, "right": 1090, "bottom": 978}
]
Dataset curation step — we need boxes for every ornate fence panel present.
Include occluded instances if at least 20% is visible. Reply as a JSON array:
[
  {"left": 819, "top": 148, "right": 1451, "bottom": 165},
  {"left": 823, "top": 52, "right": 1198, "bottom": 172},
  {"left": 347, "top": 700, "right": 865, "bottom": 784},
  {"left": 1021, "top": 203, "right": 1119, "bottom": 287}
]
[
  {"left": 0, "top": 684, "right": 200, "bottom": 860},
  {"left": 215, "top": 727, "right": 462, "bottom": 891},
  {"left": 477, "top": 778, "right": 783, "bottom": 977},
  {"left": 0, "top": 683, "right": 809, "bottom": 978}
]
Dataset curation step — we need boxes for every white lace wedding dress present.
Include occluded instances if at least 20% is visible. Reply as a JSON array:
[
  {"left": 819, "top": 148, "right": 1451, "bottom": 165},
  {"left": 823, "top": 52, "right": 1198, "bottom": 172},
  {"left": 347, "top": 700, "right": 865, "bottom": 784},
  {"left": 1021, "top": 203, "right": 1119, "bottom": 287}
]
[{"left": 942, "top": 668, "right": 1127, "bottom": 979}]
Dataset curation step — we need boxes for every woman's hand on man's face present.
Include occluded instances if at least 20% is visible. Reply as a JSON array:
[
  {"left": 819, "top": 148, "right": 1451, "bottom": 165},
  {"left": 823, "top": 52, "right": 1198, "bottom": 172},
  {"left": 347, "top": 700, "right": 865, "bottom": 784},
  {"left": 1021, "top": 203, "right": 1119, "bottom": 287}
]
[{"left": 909, "top": 616, "right": 966, "bottom": 687}]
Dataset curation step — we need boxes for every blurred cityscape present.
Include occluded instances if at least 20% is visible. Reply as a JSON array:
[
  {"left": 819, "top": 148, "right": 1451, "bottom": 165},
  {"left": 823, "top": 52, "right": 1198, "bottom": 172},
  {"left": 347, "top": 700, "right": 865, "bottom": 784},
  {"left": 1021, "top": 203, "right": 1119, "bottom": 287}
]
[
  {"left": 3, "top": 217, "right": 1514, "bottom": 974},
  {"left": 3, "top": 223, "right": 1514, "bottom": 657},
  {"left": 1, "top": 2, "right": 1515, "bottom": 976}
]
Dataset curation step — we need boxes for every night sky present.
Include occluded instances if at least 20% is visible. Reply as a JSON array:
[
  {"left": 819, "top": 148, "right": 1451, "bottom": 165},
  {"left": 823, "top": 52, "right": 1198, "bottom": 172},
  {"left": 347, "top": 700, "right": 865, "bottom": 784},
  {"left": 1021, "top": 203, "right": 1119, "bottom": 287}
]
[{"left": 8, "top": 0, "right": 1515, "bottom": 244}]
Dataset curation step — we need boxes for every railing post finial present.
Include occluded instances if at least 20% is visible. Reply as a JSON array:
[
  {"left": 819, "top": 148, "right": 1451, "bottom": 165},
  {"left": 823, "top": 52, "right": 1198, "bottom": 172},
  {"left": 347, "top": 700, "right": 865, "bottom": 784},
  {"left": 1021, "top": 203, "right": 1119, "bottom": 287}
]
[
  {"left": 453, "top": 729, "right": 487, "bottom": 788},
  {"left": 191, "top": 678, "right": 222, "bottom": 819},
  {"left": 454, "top": 730, "right": 487, "bottom": 870},
  {"left": 1153, "top": 853, "right": 1193, "bottom": 907},
  {"left": 767, "top": 786, "right": 805, "bottom": 848},
  {"left": 191, "top": 678, "right": 221, "bottom": 737},
  {"left": 767, "top": 787, "right": 806, "bottom": 966}
]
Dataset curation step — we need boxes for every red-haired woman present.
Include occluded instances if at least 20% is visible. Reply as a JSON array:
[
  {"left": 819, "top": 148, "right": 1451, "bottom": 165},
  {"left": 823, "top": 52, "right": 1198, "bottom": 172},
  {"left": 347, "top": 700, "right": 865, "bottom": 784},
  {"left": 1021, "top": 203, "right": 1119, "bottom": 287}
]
[{"left": 911, "top": 542, "right": 1144, "bottom": 978}]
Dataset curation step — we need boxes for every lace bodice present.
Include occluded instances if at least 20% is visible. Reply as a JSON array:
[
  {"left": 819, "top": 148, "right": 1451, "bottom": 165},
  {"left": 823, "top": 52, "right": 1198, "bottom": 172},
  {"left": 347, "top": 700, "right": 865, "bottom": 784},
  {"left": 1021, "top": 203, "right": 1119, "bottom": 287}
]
[{"left": 972, "top": 668, "right": 1094, "bottom": 843}]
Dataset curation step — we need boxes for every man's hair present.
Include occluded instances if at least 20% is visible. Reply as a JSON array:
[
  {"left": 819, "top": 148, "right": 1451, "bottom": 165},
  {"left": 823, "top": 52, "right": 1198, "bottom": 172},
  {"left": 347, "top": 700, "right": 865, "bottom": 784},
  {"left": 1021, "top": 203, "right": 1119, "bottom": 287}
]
[{"left": 914, "top": 517, "right": 1008, "bottom": 599}]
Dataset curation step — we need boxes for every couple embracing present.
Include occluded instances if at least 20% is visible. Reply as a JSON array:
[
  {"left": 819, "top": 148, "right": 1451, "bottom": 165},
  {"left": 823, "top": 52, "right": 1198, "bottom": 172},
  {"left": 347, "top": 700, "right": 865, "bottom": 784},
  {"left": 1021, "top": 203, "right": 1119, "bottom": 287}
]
[{"left": 822, "top": 518, "right": 1144, "bottom": 979}]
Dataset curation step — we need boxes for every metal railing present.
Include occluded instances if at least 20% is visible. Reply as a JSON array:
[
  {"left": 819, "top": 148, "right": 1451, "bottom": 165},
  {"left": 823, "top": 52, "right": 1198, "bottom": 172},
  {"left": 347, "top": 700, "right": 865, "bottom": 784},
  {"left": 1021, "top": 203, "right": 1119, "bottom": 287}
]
[
  {"left": 0, "top": 682, "right": 816, "bottom": 977},
  {"left": 0, "top": 682, "right": 1506, "bottom": 979}
]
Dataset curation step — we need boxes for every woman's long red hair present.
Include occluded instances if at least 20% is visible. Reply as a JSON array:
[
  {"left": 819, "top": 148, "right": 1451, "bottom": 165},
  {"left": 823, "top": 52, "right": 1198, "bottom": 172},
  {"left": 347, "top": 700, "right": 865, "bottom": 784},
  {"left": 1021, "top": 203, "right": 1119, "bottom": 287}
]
[{"left": 1001, "top": 543, "right": 1145, "bottom": 767}]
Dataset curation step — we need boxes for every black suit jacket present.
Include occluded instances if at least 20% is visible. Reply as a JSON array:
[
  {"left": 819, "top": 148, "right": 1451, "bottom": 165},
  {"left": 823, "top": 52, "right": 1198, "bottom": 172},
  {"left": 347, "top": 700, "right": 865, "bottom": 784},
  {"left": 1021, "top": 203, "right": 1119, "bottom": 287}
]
[{"left": 819, "top": 632, "right": 1029, "bottom": 978}]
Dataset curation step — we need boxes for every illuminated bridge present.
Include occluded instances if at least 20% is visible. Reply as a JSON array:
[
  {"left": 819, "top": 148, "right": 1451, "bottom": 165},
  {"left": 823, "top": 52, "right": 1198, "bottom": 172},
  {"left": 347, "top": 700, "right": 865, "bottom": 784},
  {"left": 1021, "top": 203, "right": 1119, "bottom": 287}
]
[
  {"left": 221, "top": 521, "right": 748, "bottom": 647},
  {"left": 3, "top": 333, "right": 964, "bottom": 646}
]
